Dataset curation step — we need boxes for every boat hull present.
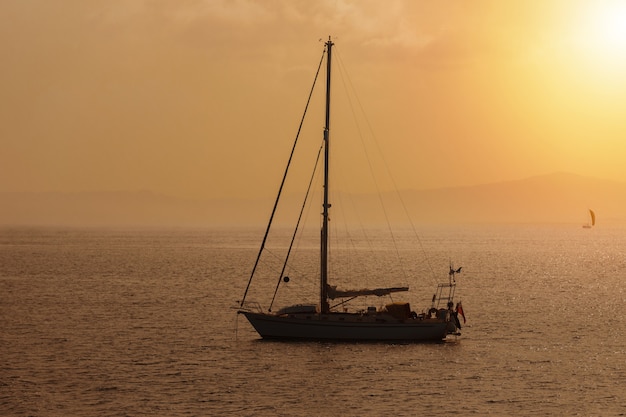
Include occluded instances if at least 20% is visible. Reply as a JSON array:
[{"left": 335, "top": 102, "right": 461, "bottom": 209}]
[{"left": 239, "top": 311, "right": 450, "bottom": 341}]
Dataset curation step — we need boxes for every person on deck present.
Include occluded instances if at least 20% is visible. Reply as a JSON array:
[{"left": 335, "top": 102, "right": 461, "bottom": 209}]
[{"left": 448, "top": 301, "right": 462, "bottom": 329}]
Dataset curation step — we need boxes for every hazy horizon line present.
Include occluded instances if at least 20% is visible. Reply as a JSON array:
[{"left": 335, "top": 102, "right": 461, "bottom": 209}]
[{"left": 1, "top": 170, "right": 621, "bottom": 201}]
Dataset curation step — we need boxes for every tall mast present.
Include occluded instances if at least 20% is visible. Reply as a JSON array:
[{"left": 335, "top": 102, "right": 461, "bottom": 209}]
[{"left": 320, "top": 37, "right": 333, "bottom": 314}]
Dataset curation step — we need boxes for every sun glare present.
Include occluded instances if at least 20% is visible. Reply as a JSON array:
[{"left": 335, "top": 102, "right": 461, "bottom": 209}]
[
  {"left": 578, "top": 1, "right": 626, "bottom": 65},
  {"left": 590, "top": 3, "right": 626, "bottom": 47}
]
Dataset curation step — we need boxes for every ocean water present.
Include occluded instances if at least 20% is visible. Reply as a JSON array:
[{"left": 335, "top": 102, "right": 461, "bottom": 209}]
[{"left": 1, "top": 225, "right": 625, "bottom": 416}]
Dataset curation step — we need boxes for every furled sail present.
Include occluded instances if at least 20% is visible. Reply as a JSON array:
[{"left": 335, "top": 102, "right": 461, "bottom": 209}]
[
  {"left": 327, "top": 285, "right": 409, "bottom": 300},
  {"left": 589, "top": 209, "right": 596, "bottom": 226}
]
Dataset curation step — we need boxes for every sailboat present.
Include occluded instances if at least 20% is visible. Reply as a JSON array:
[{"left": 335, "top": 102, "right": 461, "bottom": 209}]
[
  {"left": 237, "top": 38, "right": 464, "bottom": 342},
  {"left": 582, "top": 209, "right": 596, "bottom": 228}
]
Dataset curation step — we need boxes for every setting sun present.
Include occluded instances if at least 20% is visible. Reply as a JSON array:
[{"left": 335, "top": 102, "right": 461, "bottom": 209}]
[
  {"left": 589, "top": 2, "right": 626, "bottom": 47},
  {"left": 574, "top": 1, "right": 626, "bottom": 67}
]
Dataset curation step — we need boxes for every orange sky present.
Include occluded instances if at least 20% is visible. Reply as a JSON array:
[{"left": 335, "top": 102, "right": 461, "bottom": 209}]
[{"left": 2, "top": 0, "right": 626, "bottom": 200}]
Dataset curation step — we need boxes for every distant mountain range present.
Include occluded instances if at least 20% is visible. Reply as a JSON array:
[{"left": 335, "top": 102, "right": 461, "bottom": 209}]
[
  {"left": 399, "top": 172, "right": 626, "bottom": 225},
  {"left": 1, "top": 172, "right": 625, "bottom": 227}
]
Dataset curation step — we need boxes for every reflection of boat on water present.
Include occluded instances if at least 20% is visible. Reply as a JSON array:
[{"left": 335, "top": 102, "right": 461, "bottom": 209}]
[
  {"left": 236, "top": 38, "right": 465, "bottom": 342},
  {"left": 583, "top": 209, "right": 596, "bottom": 229}
]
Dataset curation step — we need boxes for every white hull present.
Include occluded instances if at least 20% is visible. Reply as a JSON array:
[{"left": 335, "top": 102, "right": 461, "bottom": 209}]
[{"left": 240, "top": 311, "right": 451, "bottom": 341}]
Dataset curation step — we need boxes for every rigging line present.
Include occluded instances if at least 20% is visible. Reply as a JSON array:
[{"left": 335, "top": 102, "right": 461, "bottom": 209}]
[
  {"left": 268, "top": 140, "right": 325, "bottom": 312},
  {"left": 265, "top": 168, "right": 322, "bottom": 293},
  {"left": 330, "top": 192, "right": 373, "bottom": 285},
  {"left": 258, "top": 248, "right": 292, "bottom": 277},
  {"left": 286, "top": 165, "right": 322, "bottom": 288},
  {"left": 331, "top": 184, "right": 383, "bottom": 285},
  {"left": 334, "top": 46, "right": 437, "bottom": 281},
  {"left": 333, "top": 47, "right": 409, "bottom": 282},
  {"left": 240, "top": 45, "right": 327, "bottom": 308}
]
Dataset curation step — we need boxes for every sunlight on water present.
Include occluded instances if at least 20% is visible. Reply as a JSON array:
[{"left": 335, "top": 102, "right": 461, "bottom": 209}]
[{"left": 1, "top": 225, "right": 625, "bottom": 416}]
